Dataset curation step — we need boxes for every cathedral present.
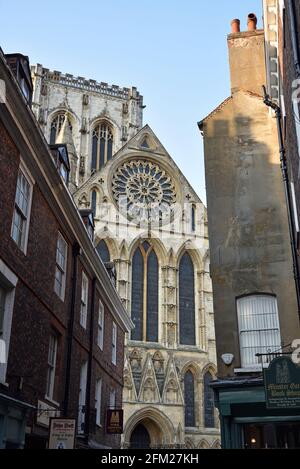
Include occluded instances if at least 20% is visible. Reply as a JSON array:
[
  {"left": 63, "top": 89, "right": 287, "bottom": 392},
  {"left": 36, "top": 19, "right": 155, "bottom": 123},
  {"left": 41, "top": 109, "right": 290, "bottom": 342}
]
[{"left": 31, "top": 64, "right": 220, "bottom": 449}]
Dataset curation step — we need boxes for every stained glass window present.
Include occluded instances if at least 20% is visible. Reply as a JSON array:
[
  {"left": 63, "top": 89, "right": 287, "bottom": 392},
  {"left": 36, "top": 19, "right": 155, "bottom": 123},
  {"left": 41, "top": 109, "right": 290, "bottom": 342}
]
[
  {"left": 50, "top": 113, "right": 72, "bottom": 144},
  {"left": 96, "top": 240, "right": 110, "bottom": 263},
  {"left": 184, "top": 370, "right": 195, "bottom": 427},
  {"left": 204, "top": 372, "right": 215, "bottom": 428},
  {"left": 91, "top": 122, "right": 113, "bottom": 171},
  {"left": 131, "top": 243, "right": 159, "bottom": 342},
  {"left": 179, "top": 253, "right": 195, "bottom": 345}
]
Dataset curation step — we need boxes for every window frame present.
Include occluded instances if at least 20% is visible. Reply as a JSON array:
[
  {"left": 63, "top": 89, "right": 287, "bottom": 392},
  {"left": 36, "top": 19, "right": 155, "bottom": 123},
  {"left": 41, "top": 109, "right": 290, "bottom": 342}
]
[
  {"left": 97, "top": 300, "right": 104, "bottom": 350},
  {"left": 91, "top": 121, "right": 114, "bottom": 171},
  {"left": 54, "top": 232, "right": 68, "bottom": 301},
  {"left": 112, "top": 322, "right": 117, "bottom": 365},
  {"left": 45, "top": 333, "right": 58, "bottom": 401},
  {"left": 237, "top": 294, "right": 281, "bottom": 369},
  {"left": 80, "top": 272, "right": 89, "bottom": 329},
  {"left": 11, "top": 160, "right": 34, "bottom": 255},
  {"left": 95, "top": 378, "right": 102, "bottom": 427},
  {"left": 109, "top": 389, "right": 116, "bottom": 409}
]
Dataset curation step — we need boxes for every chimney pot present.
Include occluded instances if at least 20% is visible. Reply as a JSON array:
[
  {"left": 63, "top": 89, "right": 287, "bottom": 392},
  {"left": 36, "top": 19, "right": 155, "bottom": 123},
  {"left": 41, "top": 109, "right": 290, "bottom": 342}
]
[
  {"left": 231, "top": 19, "right": 241, "bottom": 34},
  {"left": 247, "top": 13, "right": 257, "bottom": 31}
]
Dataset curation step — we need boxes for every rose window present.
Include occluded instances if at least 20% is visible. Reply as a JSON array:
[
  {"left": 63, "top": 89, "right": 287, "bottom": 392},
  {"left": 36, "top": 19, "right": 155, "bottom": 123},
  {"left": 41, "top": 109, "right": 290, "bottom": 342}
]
[{"left": 112, "top": 160, "right": 176, "bottom": 223}]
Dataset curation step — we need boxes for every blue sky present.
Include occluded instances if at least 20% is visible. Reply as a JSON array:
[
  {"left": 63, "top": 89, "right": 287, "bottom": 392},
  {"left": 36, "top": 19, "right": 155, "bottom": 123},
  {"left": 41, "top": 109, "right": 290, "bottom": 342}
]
[{"left": 1, "top": 0, "right": 262, "bottom": 203}]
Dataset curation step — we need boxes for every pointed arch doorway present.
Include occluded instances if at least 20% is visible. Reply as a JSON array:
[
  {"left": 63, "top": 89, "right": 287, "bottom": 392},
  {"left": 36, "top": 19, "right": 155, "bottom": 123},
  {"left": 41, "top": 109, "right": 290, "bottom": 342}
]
[{"left": 130, "top": 423, "right": 151, "bottom": 449}]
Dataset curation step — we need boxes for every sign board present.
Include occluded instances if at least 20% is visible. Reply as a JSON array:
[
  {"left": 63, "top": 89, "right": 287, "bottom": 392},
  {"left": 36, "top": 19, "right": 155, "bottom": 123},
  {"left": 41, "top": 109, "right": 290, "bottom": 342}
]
[
  {"left": 48, "top": 418, "right": 76, "bottom": 449},
  {"left": 37, "top": 400, "right": 60, "bottom": 427},
  {"left": 264, "top": 356, "right": 300, "bottom": 409},
  {"left": 106, "top": 409, "right": 123, "bottom": 434}
]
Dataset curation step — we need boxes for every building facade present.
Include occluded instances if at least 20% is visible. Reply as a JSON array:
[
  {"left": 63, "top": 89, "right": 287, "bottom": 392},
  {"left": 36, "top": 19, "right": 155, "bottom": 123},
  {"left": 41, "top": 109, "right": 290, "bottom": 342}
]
[
  {"left": 199, "top": 13, "right": 300, "bottom": 449},
  {"left": 31, "top": 65, "right": 220, "bottom": 449},
  {"left": 0, "top": 50, "right": 132, "bottom": 449}
]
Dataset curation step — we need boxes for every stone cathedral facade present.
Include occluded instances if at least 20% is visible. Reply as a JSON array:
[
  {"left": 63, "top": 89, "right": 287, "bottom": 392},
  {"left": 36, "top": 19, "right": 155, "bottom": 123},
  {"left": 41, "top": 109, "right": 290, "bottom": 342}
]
[{"left": 31, "top": 64, "right": 219, "bottom": 449}]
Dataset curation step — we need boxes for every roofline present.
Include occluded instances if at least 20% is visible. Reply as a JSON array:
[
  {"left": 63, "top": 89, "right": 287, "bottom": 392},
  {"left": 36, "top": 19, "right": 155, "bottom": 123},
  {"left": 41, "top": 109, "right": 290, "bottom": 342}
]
[{"left": 0, "top": 50, "right": 133, "bottom": 333}]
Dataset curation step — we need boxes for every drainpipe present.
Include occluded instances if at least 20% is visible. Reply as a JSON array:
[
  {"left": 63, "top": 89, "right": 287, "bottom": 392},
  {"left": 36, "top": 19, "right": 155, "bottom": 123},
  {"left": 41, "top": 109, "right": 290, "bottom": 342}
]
[
  {"left": 63, "top": 242, "right": 81, "bottom": 417},
  {"left": 287, "top": 0, "right": 300, "bottom": 77},
  {"left": 263, "top": 86, "right": 300, "bottom": 322},
  {"left": 84, "top": 277, "right": 96, "bottom": 438}
]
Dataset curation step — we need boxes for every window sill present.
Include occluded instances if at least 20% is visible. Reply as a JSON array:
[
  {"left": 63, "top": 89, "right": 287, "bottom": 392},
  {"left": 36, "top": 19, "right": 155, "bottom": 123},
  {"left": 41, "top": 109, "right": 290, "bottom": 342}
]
[
  {"left": 234, "top": 366, "right": 267, "bottom": 374},
  {"left": 44, "top": 396, "right": 60, "bottom": 408}
]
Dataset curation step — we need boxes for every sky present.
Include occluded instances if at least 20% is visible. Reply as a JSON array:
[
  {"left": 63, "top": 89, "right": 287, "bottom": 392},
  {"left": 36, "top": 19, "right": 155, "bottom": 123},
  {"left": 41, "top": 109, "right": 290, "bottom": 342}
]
[{"left": 1, "top": 0, "right": 262, "bottom": 204}]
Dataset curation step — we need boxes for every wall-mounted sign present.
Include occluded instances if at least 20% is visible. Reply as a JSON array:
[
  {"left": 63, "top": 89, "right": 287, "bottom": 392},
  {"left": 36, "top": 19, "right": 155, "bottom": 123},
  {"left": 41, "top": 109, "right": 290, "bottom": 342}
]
[
  {"left": 48, "top": 418, "right": 76, "bottom": 449},
  {"left": 106, "top": 409, "right": 123, "bottom": 434},
  {"left": 264, "top": 356, "right": 300, "bottom": 409}
]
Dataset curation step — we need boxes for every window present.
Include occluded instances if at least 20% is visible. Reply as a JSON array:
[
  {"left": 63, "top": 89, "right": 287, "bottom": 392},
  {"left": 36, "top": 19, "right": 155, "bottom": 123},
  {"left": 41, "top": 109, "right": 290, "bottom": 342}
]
[
  {"left": 204, "top": 372, "right": 215, "bottom": 428},
  {"left": 91, "top": 122, "right": 113, "bottom": 171},
  {"left": 46, "top": 334, "right": 58, "bottom": 401},
  {"left": 0, "top": 260, "right": 18, "bottom": 384},
  {"left": 191, "top": 205, "right": 196, "bottom": 232},
  {"left": 50, "top": 113, "right": 72, "bottom": 145},
  {"left": 95, "top": 378, "right": 102, "bottom": 427},
  {"left": 97, "top": 300, "right": 104, "bottom": 350},
  {"left": 0, "top": 286, "right": 5, "bottom": 336},
  {"left": 237, "top": 295, "right": 281, "bottom": 368},
  {"left": 78, "top": 361, "right": 88, "bottom": 434},
  {"left": 80, "top": 272, "right": 88, "bottom": 329},
  {"left": 112, "top": 322, "right": 117, "bottom": 365},
  {"left": 91, "top": 190, "right": 97, "bottom": 217},
  {"left": 179, "top": 252, "right": 196, "bottom": 345},
  {"left": 11, "top": 164, "right": 33, "bottom": 254},
  {"left": 109, "top": 389, "right": 116, "bottom": 409},
  {"left": 96, "top": 240, "right": 110, "bottom": 263},
  {"left": 131, "top": 242, "right": 159, "bottom": 342},
  {"left": 184, "top": 370, "right": 195, "bottom": 427},
  {"left": 54, "top": 233, "right": 68, "bottom": 300}
]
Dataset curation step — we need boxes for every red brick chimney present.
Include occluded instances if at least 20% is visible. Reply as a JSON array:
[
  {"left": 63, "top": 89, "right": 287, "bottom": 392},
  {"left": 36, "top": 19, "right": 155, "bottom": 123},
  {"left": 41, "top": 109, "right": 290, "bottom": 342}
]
[
  {"left": 247, "top": 13, "right": 258, "bottom": 31},
  {"left": 231, "top": 19, "right": 240, "bottom": 34}
]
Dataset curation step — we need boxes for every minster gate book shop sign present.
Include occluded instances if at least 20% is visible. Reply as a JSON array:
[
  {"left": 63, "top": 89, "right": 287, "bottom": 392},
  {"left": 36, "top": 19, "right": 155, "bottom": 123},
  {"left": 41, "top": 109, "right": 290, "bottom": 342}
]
[{"left": 264, "top": 356, "right": 300, "bottom": 409}]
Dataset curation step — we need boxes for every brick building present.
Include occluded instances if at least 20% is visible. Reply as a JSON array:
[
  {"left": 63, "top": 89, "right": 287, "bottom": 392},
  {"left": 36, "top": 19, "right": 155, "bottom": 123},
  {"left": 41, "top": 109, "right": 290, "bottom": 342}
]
[{"left": 0, "top": 49, "right": 133, "bottom": 449}]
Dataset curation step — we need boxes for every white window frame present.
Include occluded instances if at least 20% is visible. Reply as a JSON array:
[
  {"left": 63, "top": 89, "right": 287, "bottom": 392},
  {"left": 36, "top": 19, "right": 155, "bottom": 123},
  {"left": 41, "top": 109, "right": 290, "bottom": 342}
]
[
  {"left": 112, "top": 322, "right": 117, "bottom": 365},
  {"left": 97, "top": 300, "right": 104, "bottom": 350},
  {"left": 45, "top": 333, "right": 58, "bottom": 401},
  {"left": 54, "top": 233, "right": 68, "bottom": 301},
  {"left": 291, "top": 182, "right": 300, "bottom": 235},
  {"left": 95, "top": 378, "right": 102, "bottom": 427},
  {"left": 237, "top": 295, "right": 281, "bottom": 370},
  {"left": 11, "top": 160, "right": 34, "bottom": 255},
  {"left": 0, "top": 258, "right": 18, "bottom": 384},
  {"left": 109, "top": 389, "right": 116, "bottom": 409},
  {"left": 78, "top": 361, "right": 88, "bottom": 434},
  {"left": 80, "top": 272, "right": 88, "bottom": 329}
]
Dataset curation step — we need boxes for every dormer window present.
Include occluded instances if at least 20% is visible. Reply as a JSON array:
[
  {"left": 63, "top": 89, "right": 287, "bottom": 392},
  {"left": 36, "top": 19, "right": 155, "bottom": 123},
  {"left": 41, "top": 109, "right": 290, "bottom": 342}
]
[
  {"left": 79, "top": 210, "right": 95, "bottom": 241},
  {"left": 5, "top": 53, "right": 33, "bottom": 105},
  {"left": 49, "top": 144, "right": 70, "bottom": 184}
]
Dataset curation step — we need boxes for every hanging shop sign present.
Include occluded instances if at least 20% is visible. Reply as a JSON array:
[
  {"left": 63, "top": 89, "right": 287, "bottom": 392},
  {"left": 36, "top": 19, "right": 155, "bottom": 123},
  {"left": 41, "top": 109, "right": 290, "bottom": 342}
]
[
  {"left": 106, "top": 409, "right": 123, "bottom": 434},
  {"left": 48, "top": 418, "right": 76, "bottom": 449},
  {"left": 264, "top": 356, "right": 300, "bottom": 409}
]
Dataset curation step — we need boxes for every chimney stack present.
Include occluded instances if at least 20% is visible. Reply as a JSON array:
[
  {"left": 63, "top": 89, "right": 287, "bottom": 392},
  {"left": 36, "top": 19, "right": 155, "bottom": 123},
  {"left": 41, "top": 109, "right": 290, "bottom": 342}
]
[
  {"left": 231, "top": 19, "right": 240, "bottom": 34},
  {"left": 247, "top": 13, "right": 257, "bottom": 31}
]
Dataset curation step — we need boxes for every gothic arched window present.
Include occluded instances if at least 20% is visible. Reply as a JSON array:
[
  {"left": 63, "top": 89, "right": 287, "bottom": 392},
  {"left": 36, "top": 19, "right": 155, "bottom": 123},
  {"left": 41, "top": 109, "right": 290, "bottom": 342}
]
[
  {"left": 204, "top": 372, "right": 215, "bottom": 428},
  {"left": 131, "top": 242, "right": 159, "bottom": 342},
  {"left": 184, "top": 370, "right": 195, "bottom": 427},
  {"left": 191, "top": 205, "right": 196, "bottom": 232},
  {"left": 91, "top": 122, "right": 113, "bottom": 171},
  {"left": 96, "top": 240, "right": 110, "bottom": 263},
  {"left": 50, "top": 113, "right": 72, "bottom": 144},
  {"left": 179, "top": 252, "right": 195, "bottom": 345},
  {"left": 91, "top": 190, "right": 97, "bottom": 217}
]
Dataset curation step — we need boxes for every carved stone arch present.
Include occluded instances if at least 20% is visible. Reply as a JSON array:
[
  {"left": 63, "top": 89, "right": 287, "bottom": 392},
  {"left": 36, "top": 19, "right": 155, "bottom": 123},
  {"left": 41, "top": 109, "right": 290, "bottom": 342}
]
[
  {"left": 119, "top": 241, "right": 129, "bottom": 260},
  {"left": 201, "top": 363, "right": 217, "bottom": 379},
  {"left": 184, "top": 438, "right": 195, "bottom": 449},
  {"left": 212, "top": 440, "right": 221, "bottom": 449},
  {"left": 90, "top": 115, "right": 120, "bottom": 134},
  {"left": 94, "top": 234, "right": 119, "bottom": 260},
  {"left": 180, "top": 361, "right": 201, "bottom": 382},
  {"left": 123, "top": 407, "right": 176, "bottom": 449},
  {"left": 176, "top": 241, "right": 203, "bottom": 272},
  {"left": 137, "top": 132, "right": 157, "bottom": 150},
  {"left": 48, "top": 107, "right": 78, "bottom": 128},
  {"left": 198, "top": 439, "right": 210, "bottom": 449},
  {"left": 168, "top": 248, "right": 176, "bottom": 268},
  {"left": 78, "top": 192, "right": 89, "bottom": 208},
  {"left": 128, "top": 235, "right": 168, "bottom": 266}
]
